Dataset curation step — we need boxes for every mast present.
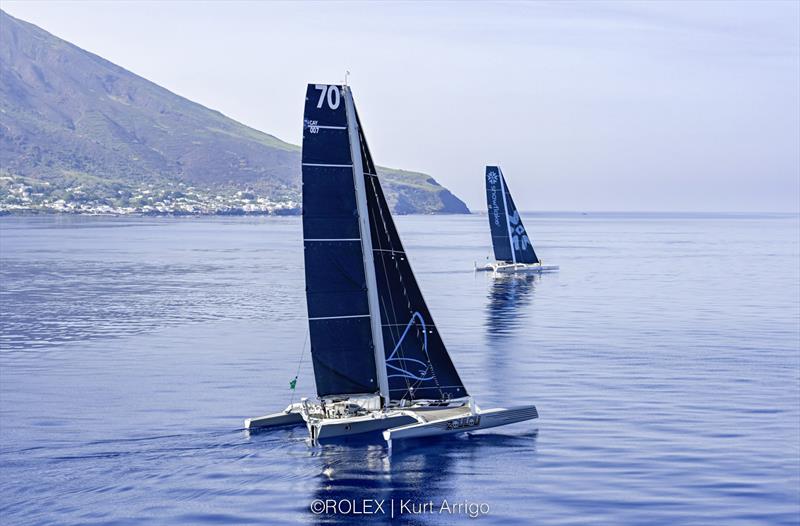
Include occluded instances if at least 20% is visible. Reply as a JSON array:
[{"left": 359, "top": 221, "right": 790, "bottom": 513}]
[
  {"left": 497, "top": 168, "right": 517, "bottom": 264},
  {"left": 343, "top": 86, "right": 390, "bottom": 406}
]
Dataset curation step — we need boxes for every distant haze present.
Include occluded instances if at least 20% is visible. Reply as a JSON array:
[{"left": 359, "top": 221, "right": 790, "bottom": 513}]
[{"left": 3, "top": 1, "right": 798, "bottom": 213}]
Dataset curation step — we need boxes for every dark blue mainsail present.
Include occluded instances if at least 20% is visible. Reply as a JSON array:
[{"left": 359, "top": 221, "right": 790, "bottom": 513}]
[
  {"left": 356, "top": 109, "right": 468, "bottom": 402},
  {"left": 302, "top": 84, "right": 378, "bottom": 397},
  {"left": 302, "top": 83, "right": 467, "bottom": 402},
  {"left": 485, "top": 166, "right": 539, "bottom": 264},
  {"left": 485, "top": 166, "right": 513, "bottom": 262}
]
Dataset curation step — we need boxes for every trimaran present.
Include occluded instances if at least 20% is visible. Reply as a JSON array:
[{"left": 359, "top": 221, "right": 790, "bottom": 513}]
[
  {"left": 477, "top": 166, "right": 559, "bottom": 273},
  {"left": 245, "top": 84, "right": 538, "bottom": 445}
]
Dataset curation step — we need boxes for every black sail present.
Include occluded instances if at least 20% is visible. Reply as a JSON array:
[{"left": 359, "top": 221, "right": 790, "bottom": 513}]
[
  {"left": 486, "top": 166, "right": 539, "bottom": 264},
  {"left": 302, "top": 84, "right": 378, "bottom": 397},
  {"left": 355, "top": 108, "right": 469, "bottom": 402},
  {"left": 485, "top": 166, "right": 513, "bottom": 262},
  {"left": 502, "top": 172, "right": 539, "bottom": 264}
]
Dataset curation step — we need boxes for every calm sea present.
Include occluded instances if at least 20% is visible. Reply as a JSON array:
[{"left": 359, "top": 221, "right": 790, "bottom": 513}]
[{"left": 1, "top": 213, "right": 798, "bottom": 525}]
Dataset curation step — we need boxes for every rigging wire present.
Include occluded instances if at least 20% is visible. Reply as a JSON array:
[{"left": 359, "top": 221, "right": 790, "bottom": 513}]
[{"left": 289, "top": 326, "right": 309, "bottom": 406}]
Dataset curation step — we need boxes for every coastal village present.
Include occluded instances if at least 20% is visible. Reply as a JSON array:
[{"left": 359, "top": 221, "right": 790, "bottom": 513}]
[{"left": 0, "top": 175, "right": 300, "bottom": 215}]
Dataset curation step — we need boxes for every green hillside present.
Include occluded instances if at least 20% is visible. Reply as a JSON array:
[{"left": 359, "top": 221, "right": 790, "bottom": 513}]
[{"left": 0, "top": 10, "right": 469, "bottom": 215}]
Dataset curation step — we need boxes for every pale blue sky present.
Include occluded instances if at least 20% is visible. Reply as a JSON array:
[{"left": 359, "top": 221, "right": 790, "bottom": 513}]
[{"left": 4, "top": 1, "right": 799, "bottom": 212}]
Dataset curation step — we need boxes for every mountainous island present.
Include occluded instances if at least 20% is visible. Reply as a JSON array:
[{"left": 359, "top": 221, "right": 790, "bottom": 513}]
[{"left": 0, "top": 10, "right": 469, "bottom": 215}]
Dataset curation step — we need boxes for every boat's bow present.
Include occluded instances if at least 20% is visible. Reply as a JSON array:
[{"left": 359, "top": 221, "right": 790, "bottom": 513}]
[{"left": 383, "top": 405, "right": 539, "bottom": 443}]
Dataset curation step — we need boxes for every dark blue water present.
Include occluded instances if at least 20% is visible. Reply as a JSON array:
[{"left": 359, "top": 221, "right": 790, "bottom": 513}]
[{"left": 1, "top": 214, "right": 798, "bottom": 525}]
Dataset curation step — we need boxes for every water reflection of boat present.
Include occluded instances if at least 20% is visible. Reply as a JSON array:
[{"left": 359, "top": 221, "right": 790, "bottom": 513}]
[
  {"left": 307, "top": 432, "right": 538, "bottom": 525},
  {"left": 483, "top": 274, "right": 538, "bottom": 401},
  {"left": 485, "top": 273, "right": 538, "bottom": 341}
]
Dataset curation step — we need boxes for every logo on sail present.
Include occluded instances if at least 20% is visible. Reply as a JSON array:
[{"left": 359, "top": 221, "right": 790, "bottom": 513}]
[
  {"left": 385, "top": 312, "right": 435, "bottom": 384},
  {"left": 305, "top": 119, "right": 320, "bottom": 134},
  {"left": 490, "top": 187, "right": 501, "bottom": 227},
  {"left": 509, "top": 211, "right": 531, "bottom": 251},
  {"left": 487, "top": 171, "right": 502, "bottom": 226}
]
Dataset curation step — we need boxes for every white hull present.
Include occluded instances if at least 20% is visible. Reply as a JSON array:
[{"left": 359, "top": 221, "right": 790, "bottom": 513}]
[
  {"left": 245, "top": 405, "right": 305, "bottom": 430},
  {"left": 476, "top": 261, "right": 559, "bottom": 273},
  {"left": 245, "top": 400, "right": 538, "bottom": 444},
  {"left": 383, "top": 405, "right": 538, "bottom": 442},
  {"left": 311, "top": 412, "right": 417, "bottom": 441}
]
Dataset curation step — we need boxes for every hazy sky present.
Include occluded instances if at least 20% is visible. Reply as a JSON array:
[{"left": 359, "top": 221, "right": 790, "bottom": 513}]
[{"left": 4, "top": 1, "right": 799, "bottom": 212}]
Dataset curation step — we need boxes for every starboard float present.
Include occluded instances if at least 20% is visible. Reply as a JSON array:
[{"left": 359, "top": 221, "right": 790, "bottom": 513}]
[
  {"left": 245, "top": 84, "right": 538, "bottom": 445},
  {"left": 477, "top": 166, "right": 559, "bottom": 273}
]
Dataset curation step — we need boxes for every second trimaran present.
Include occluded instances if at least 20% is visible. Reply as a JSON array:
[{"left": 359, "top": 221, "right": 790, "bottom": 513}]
[
  {"left": 246, "top": 84, "right": 538, "bottom": 444},
  {"left": 477, "top": 166, "right": 559, "bottom": 273}
]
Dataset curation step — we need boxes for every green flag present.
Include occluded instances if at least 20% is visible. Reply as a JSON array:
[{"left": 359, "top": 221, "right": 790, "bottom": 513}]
[{"left": 289, "top": 376, "right": 297, "bottom": 390}]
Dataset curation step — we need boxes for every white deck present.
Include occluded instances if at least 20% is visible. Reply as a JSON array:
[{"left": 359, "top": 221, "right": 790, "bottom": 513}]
[
  {"left": 476, "top": 261, "right": 559, "bottom": 273},
  {"left": 245, "top": 401, "right": 537, "bottom": 444}
]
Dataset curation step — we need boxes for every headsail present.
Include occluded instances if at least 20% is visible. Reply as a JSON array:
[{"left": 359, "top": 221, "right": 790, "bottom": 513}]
[
  {"left": 301, "top": 83, "right": 467, "bottom": 403},
  {"left": 355, "top": 108, "right": 468, "bottom": 403},
  {"left": 485, "top": 166, "right": 539, "bottom": 264},
  {"left": 301, "top": 84, "right": 379, "bottom": 397}
]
